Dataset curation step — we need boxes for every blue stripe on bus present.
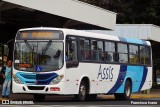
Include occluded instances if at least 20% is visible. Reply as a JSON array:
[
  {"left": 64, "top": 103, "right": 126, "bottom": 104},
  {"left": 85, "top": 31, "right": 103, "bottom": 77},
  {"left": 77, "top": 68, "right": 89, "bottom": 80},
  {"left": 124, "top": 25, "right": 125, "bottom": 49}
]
[
  {"left": 107, "top": 65, "right": 127, "bottom": 93},
  {"left": 36, "top": 73, "right": 58, "bottom": 85},
  {"left": 119, "top": 37, "right": 147, "bottom": 45},
  {"left": 16, "top": 72, "right": 58, "bottom": 85},
  {"left": 16, "top": 73, "right": 36, "bottom": 84},
  {"left": 114, "top": 66, "right": 148, "bottom": 93},
  {"left": 138, "top": 67, "right": 148, "bottom": 91},
  {"left": 119, "top": 37, "right": 127, "bottom": 42},
  {"left": 116, "top": 66, "right": 144, "bottom": 93}
]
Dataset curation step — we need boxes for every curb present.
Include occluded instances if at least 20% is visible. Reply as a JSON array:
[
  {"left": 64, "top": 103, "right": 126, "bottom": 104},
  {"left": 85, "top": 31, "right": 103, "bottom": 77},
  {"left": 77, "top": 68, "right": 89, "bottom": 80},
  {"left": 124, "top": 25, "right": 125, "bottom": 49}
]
[
  {"left": 99, "top": 94, "right": 160, "bottom": 99},
  {"left": 131, "top": 94, "right": 160, "bottom": 99}
]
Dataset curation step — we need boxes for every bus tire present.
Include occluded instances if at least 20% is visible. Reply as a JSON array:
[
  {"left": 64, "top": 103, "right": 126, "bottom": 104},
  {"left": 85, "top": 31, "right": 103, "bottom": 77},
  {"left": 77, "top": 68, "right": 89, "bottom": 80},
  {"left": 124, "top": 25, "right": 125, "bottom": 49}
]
[
  {"left": 123, "top": 80, "right": 132, "bottom": 100},
  {"left": 33, "top": 94, "right": 45, "bottom": 102},
  {"left": 114, "top": 80, "right": 132, "bottom": 100},
  {"left": 75, "top": 81, "right": 87, "bottom": 101}
]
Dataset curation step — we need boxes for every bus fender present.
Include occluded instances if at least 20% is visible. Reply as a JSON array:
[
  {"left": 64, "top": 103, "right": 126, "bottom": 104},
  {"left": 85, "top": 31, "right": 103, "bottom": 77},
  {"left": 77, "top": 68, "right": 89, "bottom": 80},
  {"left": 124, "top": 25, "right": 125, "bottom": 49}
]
[
  {"left": 123, "top": 76, "right": 132, "bottom": 92},
  {"left": 76, "top": 75, "right": 90, "bottom": 94}
]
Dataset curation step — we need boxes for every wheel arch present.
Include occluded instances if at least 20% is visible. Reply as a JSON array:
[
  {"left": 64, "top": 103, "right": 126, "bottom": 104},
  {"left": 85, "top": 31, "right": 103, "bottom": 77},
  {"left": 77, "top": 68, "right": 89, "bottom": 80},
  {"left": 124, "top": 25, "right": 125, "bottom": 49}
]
[
  {"left": 77, "top": 75, "right": 90, "bottom": 94},
  {"left": 124, "top": 77, "right": 133, "bottom": 92}
]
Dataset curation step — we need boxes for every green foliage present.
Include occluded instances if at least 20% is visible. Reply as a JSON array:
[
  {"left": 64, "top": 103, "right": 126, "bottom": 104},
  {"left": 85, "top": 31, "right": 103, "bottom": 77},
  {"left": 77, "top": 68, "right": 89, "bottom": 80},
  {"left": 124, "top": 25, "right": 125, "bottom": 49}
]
[{"left": 79, "top": 0, "right": 160, "bottom": 26}]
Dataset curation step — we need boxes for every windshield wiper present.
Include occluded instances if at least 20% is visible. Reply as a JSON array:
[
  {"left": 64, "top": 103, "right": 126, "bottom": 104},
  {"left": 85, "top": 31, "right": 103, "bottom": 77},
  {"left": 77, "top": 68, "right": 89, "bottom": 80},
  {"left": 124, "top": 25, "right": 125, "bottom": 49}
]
[
  {"left": 24, "top": 40, "right": 33, "bottom": 52},
  {"left": 42, "top": 40, "right": 52, "bottom": 55}
]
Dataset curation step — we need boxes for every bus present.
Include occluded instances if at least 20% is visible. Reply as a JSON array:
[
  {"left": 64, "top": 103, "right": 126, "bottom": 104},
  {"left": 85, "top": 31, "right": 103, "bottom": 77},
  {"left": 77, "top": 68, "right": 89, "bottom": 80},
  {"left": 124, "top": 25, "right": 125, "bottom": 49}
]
[{"left": 12, "top": 27, "right": 152, "bottom": 101}]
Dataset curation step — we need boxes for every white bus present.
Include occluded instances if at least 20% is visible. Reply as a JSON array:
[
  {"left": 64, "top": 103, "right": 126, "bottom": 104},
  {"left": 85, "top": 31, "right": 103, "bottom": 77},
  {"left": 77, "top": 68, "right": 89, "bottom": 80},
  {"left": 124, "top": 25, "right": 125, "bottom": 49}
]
[{"left": 12, "top": 27, "right": 152, "bottom": 101}]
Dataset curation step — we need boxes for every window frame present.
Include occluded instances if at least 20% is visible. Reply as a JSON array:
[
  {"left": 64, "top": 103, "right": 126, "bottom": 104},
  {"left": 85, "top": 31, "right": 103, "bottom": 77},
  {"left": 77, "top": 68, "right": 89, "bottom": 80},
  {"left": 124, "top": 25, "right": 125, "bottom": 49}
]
[
  {"left": 117, "top": 43, "right": 129, "bottom": 64},
  {"left": 128, "top": 44, "right": 140, "bottom": 65},
  {"left": 139, "top": 45, "right": 151, "bottom": 66},
  {"left": 65, "top": 35, "right": 78, "bottom": 62},
  {"left": 65, "top": 35, "right": 152, "bottom": 67}
]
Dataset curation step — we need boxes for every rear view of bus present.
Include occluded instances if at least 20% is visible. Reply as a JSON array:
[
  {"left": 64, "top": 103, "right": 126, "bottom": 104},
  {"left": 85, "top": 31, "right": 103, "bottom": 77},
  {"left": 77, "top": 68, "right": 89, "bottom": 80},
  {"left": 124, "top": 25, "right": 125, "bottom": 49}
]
[{"left": 12, "top": 28, "right": 64, "bottom": 101}]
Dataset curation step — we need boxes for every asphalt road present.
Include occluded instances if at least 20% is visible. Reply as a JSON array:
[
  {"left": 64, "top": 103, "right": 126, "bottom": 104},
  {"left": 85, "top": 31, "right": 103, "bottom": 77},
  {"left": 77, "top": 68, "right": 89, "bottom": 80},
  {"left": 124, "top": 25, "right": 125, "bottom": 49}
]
[
  {"left": 0, "top": 93, "right": 160, "bottom": 106},
  {"left": 0, "top": 85, "right": 160, "bottom": 106}
]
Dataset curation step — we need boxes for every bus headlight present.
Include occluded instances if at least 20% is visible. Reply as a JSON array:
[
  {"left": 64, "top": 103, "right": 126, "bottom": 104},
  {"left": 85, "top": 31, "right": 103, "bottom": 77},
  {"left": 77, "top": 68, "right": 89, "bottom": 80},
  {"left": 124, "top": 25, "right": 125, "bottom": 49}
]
[
  {"left": 50, "top": 75, "right": 64, "bottom": 85},
  {"left": 13, "top": 75, "right": 22, "bottom": 84}
]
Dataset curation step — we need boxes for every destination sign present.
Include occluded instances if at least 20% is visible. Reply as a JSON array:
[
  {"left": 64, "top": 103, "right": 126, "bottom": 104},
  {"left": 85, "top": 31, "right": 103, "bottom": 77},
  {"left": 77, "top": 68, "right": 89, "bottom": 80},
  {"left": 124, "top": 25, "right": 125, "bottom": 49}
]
[{"left": 16, "top": 30, "right": 64, "bottom": 40}]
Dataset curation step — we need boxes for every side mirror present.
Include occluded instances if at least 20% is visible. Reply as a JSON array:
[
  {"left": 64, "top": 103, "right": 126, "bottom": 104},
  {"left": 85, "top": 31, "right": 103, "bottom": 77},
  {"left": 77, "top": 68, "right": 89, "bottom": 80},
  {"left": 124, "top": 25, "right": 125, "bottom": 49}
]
[{"left": 66, "top": 60, "right": 79, "bottom": 68}]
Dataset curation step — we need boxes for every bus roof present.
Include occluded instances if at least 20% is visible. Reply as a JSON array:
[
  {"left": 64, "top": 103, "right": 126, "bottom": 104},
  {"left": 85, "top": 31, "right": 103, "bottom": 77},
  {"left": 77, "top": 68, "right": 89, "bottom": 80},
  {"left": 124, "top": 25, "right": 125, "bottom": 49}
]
[{"left": 18, "top": 27, "right": 151, "bottom": 46}]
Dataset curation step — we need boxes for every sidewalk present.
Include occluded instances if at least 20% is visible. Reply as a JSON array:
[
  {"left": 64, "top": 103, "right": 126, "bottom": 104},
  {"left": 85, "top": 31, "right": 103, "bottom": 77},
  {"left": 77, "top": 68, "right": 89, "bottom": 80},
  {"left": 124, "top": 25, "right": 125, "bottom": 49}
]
[{"left": 131, "top": 89, "right": 160, "bottom": 99}]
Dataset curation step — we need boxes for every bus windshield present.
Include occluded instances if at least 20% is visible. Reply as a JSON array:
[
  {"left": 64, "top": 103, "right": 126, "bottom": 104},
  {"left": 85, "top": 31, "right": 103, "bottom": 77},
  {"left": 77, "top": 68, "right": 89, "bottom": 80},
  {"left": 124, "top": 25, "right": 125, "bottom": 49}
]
[{"left": 14, "top": 41, "right": 63, "bottom": 72}]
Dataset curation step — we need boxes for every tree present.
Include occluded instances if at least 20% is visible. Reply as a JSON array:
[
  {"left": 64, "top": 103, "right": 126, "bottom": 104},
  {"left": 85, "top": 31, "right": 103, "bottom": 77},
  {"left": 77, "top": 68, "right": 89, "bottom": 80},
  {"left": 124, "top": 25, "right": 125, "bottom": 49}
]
[{"left": 79, "top": 0, "right": 160, "bottom": 26}]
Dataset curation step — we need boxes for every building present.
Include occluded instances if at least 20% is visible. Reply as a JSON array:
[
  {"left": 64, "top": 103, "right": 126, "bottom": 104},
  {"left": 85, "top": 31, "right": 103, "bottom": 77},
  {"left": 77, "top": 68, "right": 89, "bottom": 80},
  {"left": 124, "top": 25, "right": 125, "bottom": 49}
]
[
  {"left": 0, "top": 0, "right": 116, "bottom": 61},
  {"left": 0, "top": 0, "right": 116, "bottom": 43}
]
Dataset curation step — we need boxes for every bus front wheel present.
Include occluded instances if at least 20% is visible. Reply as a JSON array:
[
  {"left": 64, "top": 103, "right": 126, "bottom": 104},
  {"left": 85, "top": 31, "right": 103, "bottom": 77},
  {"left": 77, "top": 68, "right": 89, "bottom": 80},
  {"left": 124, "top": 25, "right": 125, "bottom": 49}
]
[
  {"left": 114, "top": 80, "right": 132, "bottom": 100},
  {"left": 75, "top": 81, "right": 87, "bottom": 101},
  {"left": 33, "top": 94, "right": 45, "bottom": 102}
]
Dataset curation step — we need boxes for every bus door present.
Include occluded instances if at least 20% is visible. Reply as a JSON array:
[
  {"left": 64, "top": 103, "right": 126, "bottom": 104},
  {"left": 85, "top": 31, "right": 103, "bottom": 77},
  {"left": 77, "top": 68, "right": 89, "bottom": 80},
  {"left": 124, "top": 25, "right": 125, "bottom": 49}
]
[{"left": 66, "top": 36, "right": 78, "bottom": 68}]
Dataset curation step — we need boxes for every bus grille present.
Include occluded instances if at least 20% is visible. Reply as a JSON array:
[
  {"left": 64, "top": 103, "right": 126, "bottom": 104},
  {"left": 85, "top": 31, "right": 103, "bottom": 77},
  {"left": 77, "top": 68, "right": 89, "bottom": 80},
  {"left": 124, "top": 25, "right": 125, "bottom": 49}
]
[
  {"left": 20, "top": 73, "right": 56, "bottom": 80},
  {"left": 21, "top": 75, "right": 36, "bottom": 79},
  {"left": 17, "top": 73, "right": 58, "bottom": 85},
  {"left": 27, "top": 86, "right": 45, "bottom": 90}
]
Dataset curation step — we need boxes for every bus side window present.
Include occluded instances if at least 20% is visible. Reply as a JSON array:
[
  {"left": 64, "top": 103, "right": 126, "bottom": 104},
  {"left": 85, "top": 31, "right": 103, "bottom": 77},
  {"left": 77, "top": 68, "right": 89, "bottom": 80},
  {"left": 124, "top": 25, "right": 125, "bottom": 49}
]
[
  {"left": 66, "top": 37, "right": 78, "bottom": 62},
  {"left": 117, "top": 43, "right": 128, "bottom": 63},
  {"left": 113, "top": 53, "right": 119, "bottom": 62},
  {"left": 105, "top": 41, "right": 116, "bottom": 62},
  {"left": 66, "top": 36, "right": 79, "bottom": 68},
  {"left": 140, "top": 46, "right": 150, "bottom": 65},
  {"left": 80, "top": 38, "right": 91, "bottom": 61}
]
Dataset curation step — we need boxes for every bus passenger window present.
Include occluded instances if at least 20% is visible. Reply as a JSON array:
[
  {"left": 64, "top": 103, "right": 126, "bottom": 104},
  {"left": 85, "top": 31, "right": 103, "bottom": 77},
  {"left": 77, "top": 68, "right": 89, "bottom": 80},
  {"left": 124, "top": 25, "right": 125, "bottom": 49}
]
[
  {"left": 80, "top": 39, "right": 85, "bottom": 60},
  {"left": 91, "top": 40, "right": 98, "bottom": 61},
  {"left": 140, "top": 46, "right": 150, "bottom": 65},
  {"left": 117, "top": 43, "right": 128, "bottom": 63},
  {"left": 129, "top": 45, "right": 139, "bottom": 64},
  {"left": 106, "top": 52, "right": 113, "bottom": 62},
  {"left": 105, "top": 42, "right": 116, "bottom": 62},
  {"left": 100, "top": 51, "right": 105, "bottom": 61},
  {"left": 80, "top": 38, "right": 91, "bottom": 61},
  {"left": 113, "top": 53, "right": 118, "bottom": 62},
  {"left": 84, "top": 50, "right": 91, "bottom": 60},
  {"left": 66, "top": 37, "right": 78, "bottom": 62},
  {"left": 91, "top": 40, "right": 104, "bottom": 62},
  {"left": 97, "top": 41, "right": 104, "bottom": 62}
]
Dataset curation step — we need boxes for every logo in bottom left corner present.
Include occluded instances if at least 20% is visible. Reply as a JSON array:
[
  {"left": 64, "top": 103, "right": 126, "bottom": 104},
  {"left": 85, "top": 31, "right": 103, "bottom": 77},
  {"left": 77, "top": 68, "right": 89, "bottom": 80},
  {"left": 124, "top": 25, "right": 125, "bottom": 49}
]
[{"left": 2, "top": 100, "right": 10, "bottom": 104}]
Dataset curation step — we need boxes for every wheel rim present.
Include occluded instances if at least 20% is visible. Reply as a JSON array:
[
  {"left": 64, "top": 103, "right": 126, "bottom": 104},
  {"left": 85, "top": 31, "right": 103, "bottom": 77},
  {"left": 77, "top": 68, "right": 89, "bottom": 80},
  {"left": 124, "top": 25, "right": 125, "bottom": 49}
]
[
  {"left": 80, "top": 85, "right": 86, "bottom": 100},
  {"left": 126, "top": 85, "right": 131, "bottom": 97}
]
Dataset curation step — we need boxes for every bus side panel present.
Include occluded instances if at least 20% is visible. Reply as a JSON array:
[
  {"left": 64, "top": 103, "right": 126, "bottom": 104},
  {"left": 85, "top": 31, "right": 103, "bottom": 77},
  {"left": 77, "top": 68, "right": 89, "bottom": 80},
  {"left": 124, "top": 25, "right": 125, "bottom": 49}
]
[
  {"left": 115, "top": 66, "right": 152, "bottom": 93},
  {"left": 94, "top": 64, "right": 120, "bottom": 94},
  {"left": 65, "top": 63, "right": 120, "bottom": 94},
  {"left": 140, "top": 67, "right": 152, "bottom": 91},
  {"left": 116, "top": 66, "right": 143, "bottom": 93},
  {"left": 64, "top": 64, "right": 152, "bottom": 95}
]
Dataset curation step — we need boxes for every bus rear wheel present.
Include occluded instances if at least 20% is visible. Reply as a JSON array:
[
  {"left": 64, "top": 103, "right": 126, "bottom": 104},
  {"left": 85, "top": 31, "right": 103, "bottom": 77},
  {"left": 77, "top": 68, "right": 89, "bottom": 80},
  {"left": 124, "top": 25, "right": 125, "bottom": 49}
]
[
  {"left": 33, "top": 94, "right": 45, "bottom": 102},
  {"left": 114, "top": 80, "right": 132, "bottom": 100},
  {"left": 75, "top": 81, "right": 87, "bottom": 101}
]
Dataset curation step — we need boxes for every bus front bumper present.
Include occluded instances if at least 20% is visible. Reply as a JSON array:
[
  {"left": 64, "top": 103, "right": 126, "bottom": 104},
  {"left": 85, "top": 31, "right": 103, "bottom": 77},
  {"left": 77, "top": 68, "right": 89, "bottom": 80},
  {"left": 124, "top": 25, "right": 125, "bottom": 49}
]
[{"left": 12, "top": 81, "right": 65, "bottom": 94}]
